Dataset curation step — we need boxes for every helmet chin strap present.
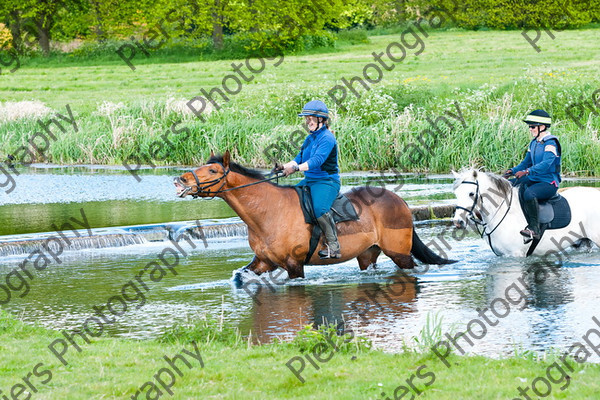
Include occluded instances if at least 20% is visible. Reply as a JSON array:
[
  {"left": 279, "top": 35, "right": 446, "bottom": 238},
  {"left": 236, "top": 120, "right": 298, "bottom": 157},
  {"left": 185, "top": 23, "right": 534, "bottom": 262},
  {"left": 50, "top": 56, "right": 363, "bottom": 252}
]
[
  {"left": 533, "top": 125, "right": 547, "bottom": 139},
  {"left": 310, "top": 117, "right": 325, "bottom": 132}
]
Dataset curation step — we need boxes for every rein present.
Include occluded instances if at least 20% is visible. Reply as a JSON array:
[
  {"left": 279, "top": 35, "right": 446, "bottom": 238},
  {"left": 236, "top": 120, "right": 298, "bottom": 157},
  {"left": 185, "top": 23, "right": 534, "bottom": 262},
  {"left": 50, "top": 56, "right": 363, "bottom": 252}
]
[
  {"left": 481, "top": 186, "right": 513, "bottom": 238},
  {"left": 187, "top": 162, "right": 284, "bottom": 198}
]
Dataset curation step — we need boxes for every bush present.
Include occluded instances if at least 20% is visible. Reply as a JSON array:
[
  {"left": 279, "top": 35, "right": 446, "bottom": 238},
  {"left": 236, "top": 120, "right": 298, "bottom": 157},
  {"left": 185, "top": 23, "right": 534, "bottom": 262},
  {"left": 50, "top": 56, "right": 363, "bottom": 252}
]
[
  {"left": 0, "top": 23, "right": 12, "bottom": 49},
  {"left": 67, "top": 30, "right": 336, "bottom": 61},
  {"left": 337, "top": 29, "right": 370, "bottom": 44},
  {"left": 70, "top": 37, "right": 211, "bottom": 59},
  {"left": 412, "top": 0, "right": 600, "bottom": 30}
]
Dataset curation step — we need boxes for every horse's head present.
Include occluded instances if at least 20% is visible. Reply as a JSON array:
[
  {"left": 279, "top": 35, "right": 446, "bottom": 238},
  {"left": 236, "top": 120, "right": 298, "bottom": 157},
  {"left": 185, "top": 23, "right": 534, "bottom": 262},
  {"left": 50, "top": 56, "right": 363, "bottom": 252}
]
[
  {"left": 174, "top": 150, "right": 230, "bottom": 198},
  {"left": 452, "top": 168, "right": 512, "bottom": 229},
  {"left": 452, "top": 168, "right": 484, "bottom": 229}
]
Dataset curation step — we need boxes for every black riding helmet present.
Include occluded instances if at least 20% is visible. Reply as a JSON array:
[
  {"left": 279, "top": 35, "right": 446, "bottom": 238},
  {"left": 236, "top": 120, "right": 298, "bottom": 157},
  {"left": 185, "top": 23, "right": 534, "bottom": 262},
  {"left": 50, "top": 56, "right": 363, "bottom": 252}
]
[{"left": 523, "top": 109, "right": 551, "bottom": 127}]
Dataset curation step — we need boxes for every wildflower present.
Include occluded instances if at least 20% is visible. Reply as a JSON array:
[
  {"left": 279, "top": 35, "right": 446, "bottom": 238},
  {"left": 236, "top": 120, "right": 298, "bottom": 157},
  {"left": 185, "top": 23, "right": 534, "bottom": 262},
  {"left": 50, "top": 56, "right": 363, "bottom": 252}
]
[{"left": 0, "top": 101, "right": 52, "bottom": 122}]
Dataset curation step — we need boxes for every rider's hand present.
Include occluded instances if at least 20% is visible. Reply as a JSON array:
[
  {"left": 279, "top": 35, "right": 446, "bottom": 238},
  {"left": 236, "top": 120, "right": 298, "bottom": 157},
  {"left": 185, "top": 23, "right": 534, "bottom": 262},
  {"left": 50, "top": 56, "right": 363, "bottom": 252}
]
[
  {"left": 283, "top": 164, "right": 299, "bottom": 176},
  {"left": 272, "top": 162, "right": 284, "bottom": 173},
  {"left": 515, "top": 170, "right": 528, "bottom": 179},
  {"left": 502, "top": 169, "right": 513, "bottom": 178}
]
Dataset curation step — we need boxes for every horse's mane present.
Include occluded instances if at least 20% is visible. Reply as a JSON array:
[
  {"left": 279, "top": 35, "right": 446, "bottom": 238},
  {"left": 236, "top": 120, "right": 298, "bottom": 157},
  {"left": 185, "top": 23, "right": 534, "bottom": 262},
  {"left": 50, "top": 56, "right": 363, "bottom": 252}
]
[
  {"left": 207, "top": 154, "right": 268, "bottom": 181},
  {"left": 453, "top": 168, "right": 513, "bottom": 197},
  {"left": 486, "top": 172, "right": 513, "bottom": 197}
]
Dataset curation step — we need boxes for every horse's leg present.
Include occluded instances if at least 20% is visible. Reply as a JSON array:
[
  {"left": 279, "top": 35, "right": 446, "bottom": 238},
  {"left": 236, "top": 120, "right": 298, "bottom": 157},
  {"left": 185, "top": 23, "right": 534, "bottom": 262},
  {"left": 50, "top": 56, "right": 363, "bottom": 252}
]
[
  {"left": 243, "top": 255, "right": 260, "bottom": 271},
  {"left": 387, "top": 253, "right": 416, "bottom": 269},
  {"left": 233, "top": 256, "right": 265, "bottom": 287},
  {"left": 238, "top": 255, "right": 276, "bottom": 276},
  {"left": 379, "top": 229, "right": 416, "bottom": 269},
  {"left": 356, "top": 245, "right": 381, "bottom": 270},
  {"left": 246, "top": 252, "right": 304, "bottom": 279},
  {"left": 249, "top": 257, "right": 277, "bottom": 275},
  {"left": 285, "top": 258, "right": 305, "bottom": 279}
]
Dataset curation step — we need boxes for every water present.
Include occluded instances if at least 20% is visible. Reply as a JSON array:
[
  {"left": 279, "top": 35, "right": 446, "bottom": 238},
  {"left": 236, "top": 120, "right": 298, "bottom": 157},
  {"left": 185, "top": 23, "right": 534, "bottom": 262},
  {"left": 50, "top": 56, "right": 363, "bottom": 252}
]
[{"left": 2, "top": 165, "right": 600, "bottom": 360}]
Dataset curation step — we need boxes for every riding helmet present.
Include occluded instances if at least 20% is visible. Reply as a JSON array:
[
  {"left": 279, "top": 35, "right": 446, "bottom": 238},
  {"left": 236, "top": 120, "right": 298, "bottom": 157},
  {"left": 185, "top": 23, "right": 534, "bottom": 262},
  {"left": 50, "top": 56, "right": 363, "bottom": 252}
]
[
  {"left": 523, "top": 109, "right": 551, "bottom": 127},
  {"left": 298, "top": 100, "right": 329, "bottom": 120}
]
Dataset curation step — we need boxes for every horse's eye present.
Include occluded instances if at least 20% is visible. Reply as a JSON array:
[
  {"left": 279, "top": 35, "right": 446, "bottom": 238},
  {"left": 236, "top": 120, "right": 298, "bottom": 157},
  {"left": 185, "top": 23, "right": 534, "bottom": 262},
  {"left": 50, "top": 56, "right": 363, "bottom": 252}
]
[
  {"left": 209, "top": 168, "right": 217, "bottom": 174},
  {"left": 469, "top": 192, "right": 475, "bottom": 197}
]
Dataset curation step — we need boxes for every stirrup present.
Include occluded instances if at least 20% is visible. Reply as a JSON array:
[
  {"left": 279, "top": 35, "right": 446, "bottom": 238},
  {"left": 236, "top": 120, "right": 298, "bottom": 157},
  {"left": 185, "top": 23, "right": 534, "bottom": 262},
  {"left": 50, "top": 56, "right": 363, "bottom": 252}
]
[
  {"left": 318, "top": 244, "right": 341, "bottom": 259},
  {"left": 520, "top": 228, "right": 538, "bottom": 244}
]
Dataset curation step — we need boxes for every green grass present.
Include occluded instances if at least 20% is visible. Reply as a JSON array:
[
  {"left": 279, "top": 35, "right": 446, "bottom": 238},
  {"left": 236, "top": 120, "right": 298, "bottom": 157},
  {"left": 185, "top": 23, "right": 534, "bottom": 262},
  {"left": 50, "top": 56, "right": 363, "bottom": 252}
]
[
  {"left": 1, "top": 310, "right": 600, "bottom": 399},
  {"left": 1, "top": 28, "right": 600, "bottom": 173}
]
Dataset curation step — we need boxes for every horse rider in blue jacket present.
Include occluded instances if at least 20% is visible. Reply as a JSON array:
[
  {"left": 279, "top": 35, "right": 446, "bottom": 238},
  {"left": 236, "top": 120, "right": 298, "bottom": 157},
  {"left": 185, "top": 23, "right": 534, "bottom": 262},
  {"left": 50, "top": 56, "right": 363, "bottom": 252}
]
[
  {"left": 504, "top": 110, "right": 561, "bottom": 243},
  {"left": 280, "top": 100, "right": 342, "bottom": 259}
]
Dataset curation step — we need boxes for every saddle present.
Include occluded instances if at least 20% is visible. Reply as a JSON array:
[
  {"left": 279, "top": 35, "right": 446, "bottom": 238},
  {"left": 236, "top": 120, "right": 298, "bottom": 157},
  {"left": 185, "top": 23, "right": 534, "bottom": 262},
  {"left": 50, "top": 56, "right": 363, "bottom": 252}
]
[
  {"left": 518, "top": 187, "right": 572, "bottom": 256},
  {"left": 294, "top": 186, "right": 359, "bottom": 263}
]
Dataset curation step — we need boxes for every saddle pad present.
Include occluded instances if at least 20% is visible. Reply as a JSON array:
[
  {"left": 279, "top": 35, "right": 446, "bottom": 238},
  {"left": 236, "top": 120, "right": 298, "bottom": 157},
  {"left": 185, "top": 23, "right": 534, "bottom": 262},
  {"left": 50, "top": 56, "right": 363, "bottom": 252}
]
[
  {"left": 518, "top": 188, "right": 571, "bottom": 230},
  {"left": 544, "top": 195, "right": 571, "bottom": 229},
  {"left": 525, "top": 195, "right": 572, "bottom": 257}
]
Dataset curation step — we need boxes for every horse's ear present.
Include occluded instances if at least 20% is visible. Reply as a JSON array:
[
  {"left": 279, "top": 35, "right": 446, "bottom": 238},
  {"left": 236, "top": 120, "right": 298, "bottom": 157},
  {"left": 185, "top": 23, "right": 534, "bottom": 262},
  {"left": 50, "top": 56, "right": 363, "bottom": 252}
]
[
  {"left": 223, "top": 150, "right": 230, "bottom": 168},
  {"left": 210, "top": 150, "right": 215, "bottom": 157},
  {"left": 451, "top": 170, "right": 460, "bottom": 178}
]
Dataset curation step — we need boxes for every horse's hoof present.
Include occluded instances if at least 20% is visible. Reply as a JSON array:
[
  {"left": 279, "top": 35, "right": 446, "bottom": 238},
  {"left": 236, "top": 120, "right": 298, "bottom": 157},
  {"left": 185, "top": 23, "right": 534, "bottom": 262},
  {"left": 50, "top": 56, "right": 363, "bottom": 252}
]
[{"left": 231, "top": 268, "right": 248, "bottom": 288}]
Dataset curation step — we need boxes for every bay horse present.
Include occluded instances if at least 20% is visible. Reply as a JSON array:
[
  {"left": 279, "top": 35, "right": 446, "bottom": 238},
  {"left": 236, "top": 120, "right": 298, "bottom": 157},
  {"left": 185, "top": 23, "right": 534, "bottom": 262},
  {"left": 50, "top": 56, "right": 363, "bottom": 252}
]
[
  {"left": 174, "top": 151, "right": 455, "bottom": 279},
  {"left": 452, "top": 168, "right": 600, "bottom": 257}
]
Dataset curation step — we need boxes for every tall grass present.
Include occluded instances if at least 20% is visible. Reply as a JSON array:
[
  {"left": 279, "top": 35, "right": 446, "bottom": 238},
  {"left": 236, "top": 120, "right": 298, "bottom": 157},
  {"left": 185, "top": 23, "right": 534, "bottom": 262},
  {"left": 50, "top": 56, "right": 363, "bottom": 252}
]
[
  {"left": 2, "top": 70, "right": 598, "bottom": 174},
  {"left": 291, "top": 323, "right": 372, "bottom": 353},
  {"left": 412, "top": 311, "right": 446, "bottom": 352},
  {"left": 159, "top": 315, "right": 245, "bottom": 347}
]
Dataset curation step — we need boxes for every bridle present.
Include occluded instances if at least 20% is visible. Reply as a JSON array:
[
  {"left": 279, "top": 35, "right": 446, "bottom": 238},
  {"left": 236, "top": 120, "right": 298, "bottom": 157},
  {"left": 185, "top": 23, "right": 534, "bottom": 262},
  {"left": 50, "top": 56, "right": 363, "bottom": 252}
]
[
  {"left": 455, "top": 178, "right": 514, "bottom": 255},
  {"left": 455, "top": 180, "right": 483, "bottom": 225},
  {"left": 188, "top": 162, "right": 230, "bottom": 198},
  {"left": 177, "top": 162, "right": 283, "bottom": 199}
]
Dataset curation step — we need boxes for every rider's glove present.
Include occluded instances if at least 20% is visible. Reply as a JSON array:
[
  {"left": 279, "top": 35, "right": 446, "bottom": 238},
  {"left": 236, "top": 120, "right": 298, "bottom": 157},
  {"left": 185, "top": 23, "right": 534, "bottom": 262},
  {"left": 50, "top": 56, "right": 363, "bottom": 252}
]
[{"left": 514, "top": 169, "right": 529, "bottom": 179}]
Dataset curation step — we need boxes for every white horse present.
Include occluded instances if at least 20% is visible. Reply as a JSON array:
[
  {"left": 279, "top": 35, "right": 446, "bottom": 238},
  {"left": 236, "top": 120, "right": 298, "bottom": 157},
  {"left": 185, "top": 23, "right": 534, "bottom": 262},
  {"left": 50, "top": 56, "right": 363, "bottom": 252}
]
[{"left": 452, "top": 168, "right": 600, "bottom": 257}]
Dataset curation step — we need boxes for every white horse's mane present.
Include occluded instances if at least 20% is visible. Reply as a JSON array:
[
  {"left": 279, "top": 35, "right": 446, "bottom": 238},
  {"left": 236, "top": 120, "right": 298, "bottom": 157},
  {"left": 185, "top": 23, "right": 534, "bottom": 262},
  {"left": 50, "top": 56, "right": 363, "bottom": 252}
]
[{"left": 452, "top": 167, "right": 513, "bottom": 198}]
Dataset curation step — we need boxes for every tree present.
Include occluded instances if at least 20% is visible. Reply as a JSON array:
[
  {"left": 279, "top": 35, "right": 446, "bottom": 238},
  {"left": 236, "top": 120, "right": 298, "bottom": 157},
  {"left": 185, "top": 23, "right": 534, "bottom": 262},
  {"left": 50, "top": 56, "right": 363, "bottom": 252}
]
[{"left": 0, "top": 0, "right": 25, "bottom": 52}]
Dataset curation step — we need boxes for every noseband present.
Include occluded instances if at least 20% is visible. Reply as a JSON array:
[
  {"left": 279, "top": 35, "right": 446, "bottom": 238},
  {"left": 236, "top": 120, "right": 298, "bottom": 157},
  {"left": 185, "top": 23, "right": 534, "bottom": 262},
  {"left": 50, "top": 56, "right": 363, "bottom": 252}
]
[{"left": 189, "top": 162, "right": 230, "bottom": 198}]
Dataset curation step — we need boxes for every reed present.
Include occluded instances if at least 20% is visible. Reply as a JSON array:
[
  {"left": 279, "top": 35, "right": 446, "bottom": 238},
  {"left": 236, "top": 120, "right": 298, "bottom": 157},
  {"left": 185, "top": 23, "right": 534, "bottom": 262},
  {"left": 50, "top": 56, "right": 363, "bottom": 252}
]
[{"left": 2, "top": 29, "right": 599, "bottom": 174}]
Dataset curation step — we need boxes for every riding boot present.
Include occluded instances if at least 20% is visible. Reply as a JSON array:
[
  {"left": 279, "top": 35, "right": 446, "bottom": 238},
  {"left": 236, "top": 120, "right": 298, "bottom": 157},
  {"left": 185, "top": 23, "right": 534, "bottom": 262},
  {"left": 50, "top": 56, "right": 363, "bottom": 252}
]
[
  {"left": 520, "top": 198, "right": 541, "bottom": 244},
  {"left": 316, "top": 212, "right": 341, "bottom": 259}
]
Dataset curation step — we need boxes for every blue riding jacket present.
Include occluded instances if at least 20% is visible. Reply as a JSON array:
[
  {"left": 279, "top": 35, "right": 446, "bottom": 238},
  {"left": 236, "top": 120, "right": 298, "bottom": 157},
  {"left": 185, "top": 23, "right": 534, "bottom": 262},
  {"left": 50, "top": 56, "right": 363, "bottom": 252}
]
[
  {"left": 512, "top": 134, "right": 561, "bottom": 186},
  {"left": 293, "top": 125, "right": 340, "bottom": 182}
]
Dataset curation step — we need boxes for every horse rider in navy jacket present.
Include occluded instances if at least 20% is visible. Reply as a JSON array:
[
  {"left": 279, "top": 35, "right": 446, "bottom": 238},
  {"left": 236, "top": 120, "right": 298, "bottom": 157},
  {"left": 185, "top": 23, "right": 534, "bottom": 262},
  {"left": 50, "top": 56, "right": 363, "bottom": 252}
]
[
  {"left": 504, "top": 109, "right": 562, "bottom": 243},
  {"left": 279, "top": 100, "right": 342, "bottom": 259}
]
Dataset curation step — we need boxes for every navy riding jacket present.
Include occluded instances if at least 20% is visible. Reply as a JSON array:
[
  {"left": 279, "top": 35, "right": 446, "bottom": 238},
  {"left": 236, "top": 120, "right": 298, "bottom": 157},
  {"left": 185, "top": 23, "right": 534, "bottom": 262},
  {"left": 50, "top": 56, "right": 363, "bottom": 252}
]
[{"left": 512, "top": 134, "right": 561, "bottom": 186}]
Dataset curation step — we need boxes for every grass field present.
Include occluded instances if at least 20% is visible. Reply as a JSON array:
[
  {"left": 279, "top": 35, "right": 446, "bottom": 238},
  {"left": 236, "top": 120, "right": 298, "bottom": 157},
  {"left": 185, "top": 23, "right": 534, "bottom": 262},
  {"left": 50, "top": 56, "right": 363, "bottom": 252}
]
[
  {"left": 2, "top": 311, "right": 600, "bottom": 400},
  {"left": 1, "top": 28, "right": 600, "bottom": 172}
]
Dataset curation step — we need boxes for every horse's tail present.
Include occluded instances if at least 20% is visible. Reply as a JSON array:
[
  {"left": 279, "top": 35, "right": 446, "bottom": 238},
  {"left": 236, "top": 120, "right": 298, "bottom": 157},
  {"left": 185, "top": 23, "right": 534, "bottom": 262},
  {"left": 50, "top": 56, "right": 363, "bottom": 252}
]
[{"left": 411, "top": 230, "right": 457, "bottom": 265}]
